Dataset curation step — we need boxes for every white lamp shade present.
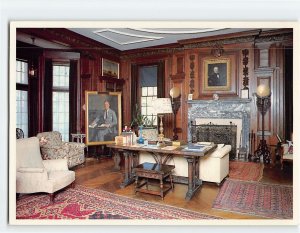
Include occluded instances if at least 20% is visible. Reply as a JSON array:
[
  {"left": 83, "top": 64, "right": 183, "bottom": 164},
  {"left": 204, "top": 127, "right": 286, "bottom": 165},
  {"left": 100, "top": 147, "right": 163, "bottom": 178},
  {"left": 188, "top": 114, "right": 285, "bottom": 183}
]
[
  {"left": 170, "top": 87, "right": 181, "bottom": 99},
  {"left": 257, "top": 84, "right": 271, "bottom": 97},
  {"left": 152, "top": 98, "right": 173, "bottom": 114}
]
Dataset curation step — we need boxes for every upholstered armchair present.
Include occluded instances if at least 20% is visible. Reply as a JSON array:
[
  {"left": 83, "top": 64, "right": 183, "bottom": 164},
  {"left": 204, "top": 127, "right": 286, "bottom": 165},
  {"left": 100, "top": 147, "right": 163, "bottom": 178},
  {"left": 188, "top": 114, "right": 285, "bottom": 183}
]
[
  {"left": 16, "top": 137, "right": 75, "bottom": 202},
  {"left": 36, "top": 131, "right": 85, "bottom": 168}
]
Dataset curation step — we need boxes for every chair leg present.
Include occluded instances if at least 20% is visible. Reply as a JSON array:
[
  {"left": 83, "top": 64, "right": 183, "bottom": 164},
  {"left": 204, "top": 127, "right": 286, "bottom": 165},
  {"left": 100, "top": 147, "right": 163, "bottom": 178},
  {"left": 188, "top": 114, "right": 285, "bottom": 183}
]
[
  {"left": 170, "top": 175, "right": 174, "bottom": 191},
  {"left": 49, "top": 193, "right": 55, "bottom": 203},
  {"left": 70, "top": 181, "right": 75, "bottom": 188},
  {"left": 160, "top": 178, "right": 164, "bottom": 200}
]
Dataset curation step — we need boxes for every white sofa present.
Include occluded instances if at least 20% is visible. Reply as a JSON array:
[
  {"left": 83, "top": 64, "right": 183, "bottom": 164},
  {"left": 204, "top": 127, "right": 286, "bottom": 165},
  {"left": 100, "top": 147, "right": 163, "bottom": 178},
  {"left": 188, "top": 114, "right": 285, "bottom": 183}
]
[{"left": 139, "top": 144, "right": 231, "bottom": 185}]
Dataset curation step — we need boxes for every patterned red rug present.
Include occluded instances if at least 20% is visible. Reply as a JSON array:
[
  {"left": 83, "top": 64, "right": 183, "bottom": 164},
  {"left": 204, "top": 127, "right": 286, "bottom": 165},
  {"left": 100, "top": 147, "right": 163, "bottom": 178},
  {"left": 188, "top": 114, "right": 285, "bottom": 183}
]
[
  {"left": 229, "top": 161, "right": 264, "bottom": 181},
  {"left": 213, "top": 179, "right": 293, "bottom": 219},
  {"left": 16, "top": 185, "right": 221, "bottom": 220}
]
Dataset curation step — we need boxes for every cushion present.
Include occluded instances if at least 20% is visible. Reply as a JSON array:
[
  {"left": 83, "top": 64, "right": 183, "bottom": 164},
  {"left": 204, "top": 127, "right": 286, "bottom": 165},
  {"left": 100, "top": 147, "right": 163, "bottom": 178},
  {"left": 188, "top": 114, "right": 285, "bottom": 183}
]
[{"left": 16, "top": 137, "right": 44, "bottom": 169}]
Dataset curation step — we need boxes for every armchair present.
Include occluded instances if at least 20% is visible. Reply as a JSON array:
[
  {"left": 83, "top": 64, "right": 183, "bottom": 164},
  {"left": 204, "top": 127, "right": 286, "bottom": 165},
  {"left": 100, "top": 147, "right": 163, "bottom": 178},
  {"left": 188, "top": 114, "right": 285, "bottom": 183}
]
[
  {"left": 16, "top": 137, "right": 75, "bottom": 202},
  {"left": 36, "top": 131, "right": 85, "bottom": 168}
]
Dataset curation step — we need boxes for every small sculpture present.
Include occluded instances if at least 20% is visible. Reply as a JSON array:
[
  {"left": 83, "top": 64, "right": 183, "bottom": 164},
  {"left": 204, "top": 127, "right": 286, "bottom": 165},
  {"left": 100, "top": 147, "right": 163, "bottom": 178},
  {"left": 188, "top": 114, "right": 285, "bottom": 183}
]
[{"left": 213, "top": 93, "right": 219, "bottom": 100}]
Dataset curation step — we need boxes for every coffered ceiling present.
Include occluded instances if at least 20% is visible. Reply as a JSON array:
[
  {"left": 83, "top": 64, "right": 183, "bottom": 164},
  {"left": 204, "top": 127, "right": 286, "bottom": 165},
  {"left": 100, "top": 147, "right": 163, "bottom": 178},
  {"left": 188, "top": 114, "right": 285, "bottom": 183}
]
[
  {"left": 16, "top": 28, "right": 275, "bottom": 51},
  {"left": 67, "top": 28, "right": 257, "bottom": 51}
]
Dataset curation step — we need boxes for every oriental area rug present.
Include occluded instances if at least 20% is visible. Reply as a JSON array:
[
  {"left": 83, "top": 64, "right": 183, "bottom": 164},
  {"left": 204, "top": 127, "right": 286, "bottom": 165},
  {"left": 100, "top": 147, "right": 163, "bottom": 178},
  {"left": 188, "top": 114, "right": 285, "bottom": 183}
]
[
  {"left": 229, "top": 161, "right": 264, "bottom": 181},
  {"left": 213, "top": 179, "right": 293, "bottom": 219},
  {"left": 16, "top": 185, "right": 221, "bottom": 220}
]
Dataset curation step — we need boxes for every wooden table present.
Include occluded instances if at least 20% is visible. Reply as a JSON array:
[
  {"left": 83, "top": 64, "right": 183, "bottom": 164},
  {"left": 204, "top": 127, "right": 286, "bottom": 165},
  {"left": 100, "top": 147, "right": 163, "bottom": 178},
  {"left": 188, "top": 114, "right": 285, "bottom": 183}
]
[{"left": 107, "top": 143, "right": 217, "bottom": 200}]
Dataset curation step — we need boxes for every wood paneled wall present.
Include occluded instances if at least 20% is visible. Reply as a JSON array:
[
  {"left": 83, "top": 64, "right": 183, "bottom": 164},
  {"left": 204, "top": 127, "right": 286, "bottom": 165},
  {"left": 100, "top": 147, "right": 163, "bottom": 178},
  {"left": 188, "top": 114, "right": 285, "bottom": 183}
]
[{"left": 17, "top": 28, "right": 293, "bottom": 146}]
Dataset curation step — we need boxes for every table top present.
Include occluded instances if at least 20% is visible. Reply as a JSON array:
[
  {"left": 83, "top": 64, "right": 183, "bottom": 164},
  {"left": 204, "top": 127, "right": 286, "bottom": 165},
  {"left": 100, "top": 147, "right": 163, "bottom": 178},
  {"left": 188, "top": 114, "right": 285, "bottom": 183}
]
[{"left": 107, "top": 143, "right": 217, "bottom": 157}]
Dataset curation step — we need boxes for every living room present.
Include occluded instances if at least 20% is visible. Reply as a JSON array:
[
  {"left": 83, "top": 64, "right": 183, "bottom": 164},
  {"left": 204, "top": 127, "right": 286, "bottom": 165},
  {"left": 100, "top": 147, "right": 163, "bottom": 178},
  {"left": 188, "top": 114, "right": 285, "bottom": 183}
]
[{"left": 12, "top": 23, "right": 294, "bottom": 223}]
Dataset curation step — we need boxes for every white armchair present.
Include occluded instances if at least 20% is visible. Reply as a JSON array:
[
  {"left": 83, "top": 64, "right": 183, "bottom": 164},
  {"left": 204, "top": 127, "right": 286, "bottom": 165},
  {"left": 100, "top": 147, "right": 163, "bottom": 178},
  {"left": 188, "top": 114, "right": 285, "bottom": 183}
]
[{"left": 16, "top": 137, "right": 75, "bottom": 203}]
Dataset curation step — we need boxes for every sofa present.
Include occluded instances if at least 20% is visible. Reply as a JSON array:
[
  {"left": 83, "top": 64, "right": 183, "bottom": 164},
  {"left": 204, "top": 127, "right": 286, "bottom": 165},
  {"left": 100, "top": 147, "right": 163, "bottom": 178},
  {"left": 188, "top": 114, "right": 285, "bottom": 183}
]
[
  {"left": 36, "top": 131, "right": 85, "bottom": 168},
  {"left": 139, "top": 144, "right": 231, "bottom": 185},
  {"left": 16, "top": 137, "right": 75, "bottom": 202}
]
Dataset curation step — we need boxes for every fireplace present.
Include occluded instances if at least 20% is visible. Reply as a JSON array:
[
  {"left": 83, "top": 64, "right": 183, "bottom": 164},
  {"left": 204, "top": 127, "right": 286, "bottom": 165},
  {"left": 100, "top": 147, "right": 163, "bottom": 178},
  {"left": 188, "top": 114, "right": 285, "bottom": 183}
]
[
  {"left": 191, "top": 123, "right": 237, "bottom": 160},
  {"left": 188, "top": 98, "right": 252, "bottom": 159}
]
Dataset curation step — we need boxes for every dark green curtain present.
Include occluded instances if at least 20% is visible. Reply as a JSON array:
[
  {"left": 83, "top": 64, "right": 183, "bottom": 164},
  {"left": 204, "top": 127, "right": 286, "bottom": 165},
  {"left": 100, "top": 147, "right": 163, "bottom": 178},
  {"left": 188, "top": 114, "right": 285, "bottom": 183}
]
[
  {"left": 69, "top": 60, "right": 78, "bottom": 138},
  {"left": 131, "top": 63, "right": 138, "bottom": 119},
  {"left": 157, "top": 60, "right": 165, "bottom": 98},
  {"left": 28, "top": 58, "right": 39, "bottom": 137},
  {"left": 43, "top": 59, "right": 53, "bottom": 132}
]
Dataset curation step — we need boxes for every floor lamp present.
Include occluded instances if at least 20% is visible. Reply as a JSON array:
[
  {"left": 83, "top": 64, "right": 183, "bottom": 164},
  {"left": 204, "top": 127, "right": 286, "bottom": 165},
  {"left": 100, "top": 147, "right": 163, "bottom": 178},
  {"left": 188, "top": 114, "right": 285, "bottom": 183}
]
[
  {"left": 252, "top": 84, "right": 271, "bottom": 163},
  {"left": 169, "top": 87, "right": 181, "bottom": 141}
]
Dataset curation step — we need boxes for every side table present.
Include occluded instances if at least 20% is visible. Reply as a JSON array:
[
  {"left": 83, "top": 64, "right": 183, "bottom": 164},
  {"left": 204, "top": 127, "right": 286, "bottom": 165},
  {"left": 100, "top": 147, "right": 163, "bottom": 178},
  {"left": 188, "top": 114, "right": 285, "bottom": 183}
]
[{"left": 71, "top": 133, "right": 88, "bottom": 154}]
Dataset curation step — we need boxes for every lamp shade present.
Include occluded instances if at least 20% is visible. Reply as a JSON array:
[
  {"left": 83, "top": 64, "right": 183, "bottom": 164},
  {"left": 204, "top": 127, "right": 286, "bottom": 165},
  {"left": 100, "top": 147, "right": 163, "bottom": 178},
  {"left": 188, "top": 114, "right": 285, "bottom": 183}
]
[
  {"left": 169, "top": 87, "right": 181, "bottom": 99},
  {"left": 153, "top": 98, "right": 173, "bottom": 114},
  {"left": 256, "top": 84, "right": 271, "bottom": 97}
]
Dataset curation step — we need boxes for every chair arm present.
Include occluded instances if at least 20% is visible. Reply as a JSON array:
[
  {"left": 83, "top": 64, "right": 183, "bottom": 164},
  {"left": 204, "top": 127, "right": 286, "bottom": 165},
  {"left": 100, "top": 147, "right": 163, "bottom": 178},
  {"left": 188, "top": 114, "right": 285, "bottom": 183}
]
[
  {"left": 64, "top": 142, "right": 85, "bottom": 149},
  {"left": 208, "top": 145, "right": 232, "bottom": 158},
  {"left": 17, "top": 167, "right": 45, "bottom": 173},
  {"left": 42, "top": 159, "right": 69, "bottom": 171}
]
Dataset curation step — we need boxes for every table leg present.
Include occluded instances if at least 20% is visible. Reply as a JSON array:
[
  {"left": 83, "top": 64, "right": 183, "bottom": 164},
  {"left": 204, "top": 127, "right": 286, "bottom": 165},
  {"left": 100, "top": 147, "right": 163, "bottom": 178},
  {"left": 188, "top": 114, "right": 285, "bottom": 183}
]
[
  {"left": 112, "top": 149, "right": 121, "bottom": 171},
  {"left": 120, "top": 151, "right": 135, "bottom": 188},
  {"left": 185, "top": 156, "right": 202, "bottom": 200}
]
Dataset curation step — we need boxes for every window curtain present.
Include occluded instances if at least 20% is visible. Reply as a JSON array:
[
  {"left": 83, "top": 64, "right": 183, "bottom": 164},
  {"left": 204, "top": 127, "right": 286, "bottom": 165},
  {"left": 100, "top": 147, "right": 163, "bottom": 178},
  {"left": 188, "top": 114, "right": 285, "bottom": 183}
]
[
  {"left": 43, "top": 59, "right": 53, "bottom": 132},
  {"left": 28, "top": 58, "right": 39, "bottom": 136},
  {"left": 157, "top": 61, "right": 165, "bottom": 98},
  {"left": 131, "top": 64, "right": 138, "bottom": 119},
  {"left": 69, "top": 60, "right": 78, "bottom": 138}
]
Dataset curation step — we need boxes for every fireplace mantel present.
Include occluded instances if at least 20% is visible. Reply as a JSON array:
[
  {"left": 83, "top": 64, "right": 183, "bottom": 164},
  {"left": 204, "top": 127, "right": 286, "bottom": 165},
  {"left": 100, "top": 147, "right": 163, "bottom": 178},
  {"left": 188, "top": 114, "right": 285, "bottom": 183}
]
[{"left": 187, "top": 98, "right": 252, "bottom": 153}]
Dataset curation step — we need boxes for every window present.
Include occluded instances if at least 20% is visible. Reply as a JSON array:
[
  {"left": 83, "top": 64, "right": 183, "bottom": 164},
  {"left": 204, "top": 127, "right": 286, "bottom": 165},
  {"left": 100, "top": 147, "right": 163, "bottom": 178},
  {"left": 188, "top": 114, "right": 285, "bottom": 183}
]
[
  {"left": 52, "top": 64, "right": 70, "bottom": 141},
  {"left": 139, "top": 65, "right": 158, "bottom": 126},
  {"left": 16, "top": 60, "right": 29, "bottom": 137}
]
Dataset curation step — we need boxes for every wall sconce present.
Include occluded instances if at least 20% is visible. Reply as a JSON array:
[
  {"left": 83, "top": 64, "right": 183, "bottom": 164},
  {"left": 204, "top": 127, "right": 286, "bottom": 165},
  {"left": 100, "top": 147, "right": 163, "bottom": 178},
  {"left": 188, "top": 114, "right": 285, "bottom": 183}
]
[
  {"left": 28, "top": 37, "right": 37, "bottom": 78},
  {"left": 211, "top": 43, "right": 224, "bottom": 58},
  {"left": 28, "top": 62, "right": 36, "bottom": 78},
  {"left": 169, "top": 87, "right": 181, "bottom": 141},
  {"left": 252, "top": 84, "right": 271, "bottom": 163}
]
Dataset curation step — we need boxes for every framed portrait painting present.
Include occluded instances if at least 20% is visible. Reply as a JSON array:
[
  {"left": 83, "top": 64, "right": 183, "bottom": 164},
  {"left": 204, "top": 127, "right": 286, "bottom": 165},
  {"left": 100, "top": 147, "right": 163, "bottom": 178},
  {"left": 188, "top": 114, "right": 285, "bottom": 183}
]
[
  {"left": 102, "top": 58, "right": 119, "bottom": 78},
  {"left": 85, "top": 91, "right": 122, "bottom": 145},
  {"left": 204, "top": 58, "right": 231, "bottom": 91},
  {"left": 199, "top": 53, "right": 238, "bottom": 98}
]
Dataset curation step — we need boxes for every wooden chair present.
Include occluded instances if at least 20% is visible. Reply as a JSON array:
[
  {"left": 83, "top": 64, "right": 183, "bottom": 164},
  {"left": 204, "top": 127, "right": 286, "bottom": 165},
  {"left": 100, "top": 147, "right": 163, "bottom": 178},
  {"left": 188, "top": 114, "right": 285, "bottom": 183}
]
[{"left": 280, "top": 143, "right": 293, "bottom": 170}]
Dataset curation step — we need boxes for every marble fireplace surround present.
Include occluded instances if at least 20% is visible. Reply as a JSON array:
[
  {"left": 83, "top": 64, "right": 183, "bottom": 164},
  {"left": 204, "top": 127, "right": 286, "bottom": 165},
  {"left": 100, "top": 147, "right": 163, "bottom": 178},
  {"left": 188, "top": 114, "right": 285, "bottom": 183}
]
[{"left": 187, "top": 98, "right": 252, "bottom": 154}]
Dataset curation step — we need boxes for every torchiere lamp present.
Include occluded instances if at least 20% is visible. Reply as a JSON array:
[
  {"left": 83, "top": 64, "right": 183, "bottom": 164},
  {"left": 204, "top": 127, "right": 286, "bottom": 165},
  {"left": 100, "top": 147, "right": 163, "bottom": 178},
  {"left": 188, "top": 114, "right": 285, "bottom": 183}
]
[
  {"left": 252, "top": 84, "right": 271, "bottom": 163},
  {"left": 169, "top": 87, "right": 181, "bottom": 141}
]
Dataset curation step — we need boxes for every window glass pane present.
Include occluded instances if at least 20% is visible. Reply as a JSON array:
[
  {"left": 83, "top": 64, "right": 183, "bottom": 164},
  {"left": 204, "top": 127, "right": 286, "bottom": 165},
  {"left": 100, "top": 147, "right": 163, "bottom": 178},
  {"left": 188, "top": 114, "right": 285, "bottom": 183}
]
[
  {"left": 142, "top": 87, "right": 147, "bottom": 96},
  {"left": 16, "top": 60, "right": 28, "bottom": 84},
  {"left": 153, "top": 87, "right": 157, "bottom": 95},
  {"left": 148, "top": 87, "right": 154, "bottom": 96},
  {"left": 53, "top": 90, "right": 69, "bottom": 141},
  {"left": 16, "top": 90, "right": 28, "bottom": 138},
  {"left": 53, "top": 65, "right": 69, "bottom": 88}
]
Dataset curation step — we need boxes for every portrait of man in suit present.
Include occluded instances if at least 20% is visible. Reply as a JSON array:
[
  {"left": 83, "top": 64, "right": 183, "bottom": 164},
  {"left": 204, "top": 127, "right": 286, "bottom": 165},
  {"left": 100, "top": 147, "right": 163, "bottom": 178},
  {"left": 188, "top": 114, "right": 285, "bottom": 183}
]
[
  {"left": 86, "top": 92, "right": 121, "bottom": 144},
  {"left": 208, "top": 63, "right": 227, "bottom": 86},
  {"left": 89, "top": 100, "right": 118, "bottom": 142}
]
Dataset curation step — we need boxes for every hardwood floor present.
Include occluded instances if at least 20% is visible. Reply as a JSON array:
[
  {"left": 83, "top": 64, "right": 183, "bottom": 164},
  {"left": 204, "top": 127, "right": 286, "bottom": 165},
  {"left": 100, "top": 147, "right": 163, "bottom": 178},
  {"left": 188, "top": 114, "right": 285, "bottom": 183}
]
[{"left": 72, "top": 156, "right": 293, "bottom": 219}]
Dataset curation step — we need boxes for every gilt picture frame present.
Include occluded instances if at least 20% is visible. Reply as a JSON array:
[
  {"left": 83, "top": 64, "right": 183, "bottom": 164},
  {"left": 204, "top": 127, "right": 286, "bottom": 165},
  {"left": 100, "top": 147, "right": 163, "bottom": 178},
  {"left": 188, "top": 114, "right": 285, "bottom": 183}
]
[
  {"left": 199, "top": 53, "right": 238, "bottom": 98},
  {"left": 102, "top": 58, "right": 119, "bottom": 78},
  {"left": 85, "top": 91, "right": 122, "bottom": 145},
  {"left": 204, "top": 58, "right": 231, "bottom": 91}
]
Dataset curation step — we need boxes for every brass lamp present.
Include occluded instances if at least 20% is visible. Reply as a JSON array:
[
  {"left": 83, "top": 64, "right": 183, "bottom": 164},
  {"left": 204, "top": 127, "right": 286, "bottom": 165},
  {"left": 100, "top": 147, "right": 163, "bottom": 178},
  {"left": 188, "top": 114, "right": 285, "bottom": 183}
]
[{"left": 153, "top": 98, "right": 173, "bottom": 143}]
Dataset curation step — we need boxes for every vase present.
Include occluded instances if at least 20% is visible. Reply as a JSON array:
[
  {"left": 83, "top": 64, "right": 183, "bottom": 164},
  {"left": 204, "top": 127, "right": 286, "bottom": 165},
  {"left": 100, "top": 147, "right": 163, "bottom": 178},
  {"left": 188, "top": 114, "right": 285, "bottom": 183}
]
[{"left": 137, "top": 126, "right": 144, "bottom": 144}]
